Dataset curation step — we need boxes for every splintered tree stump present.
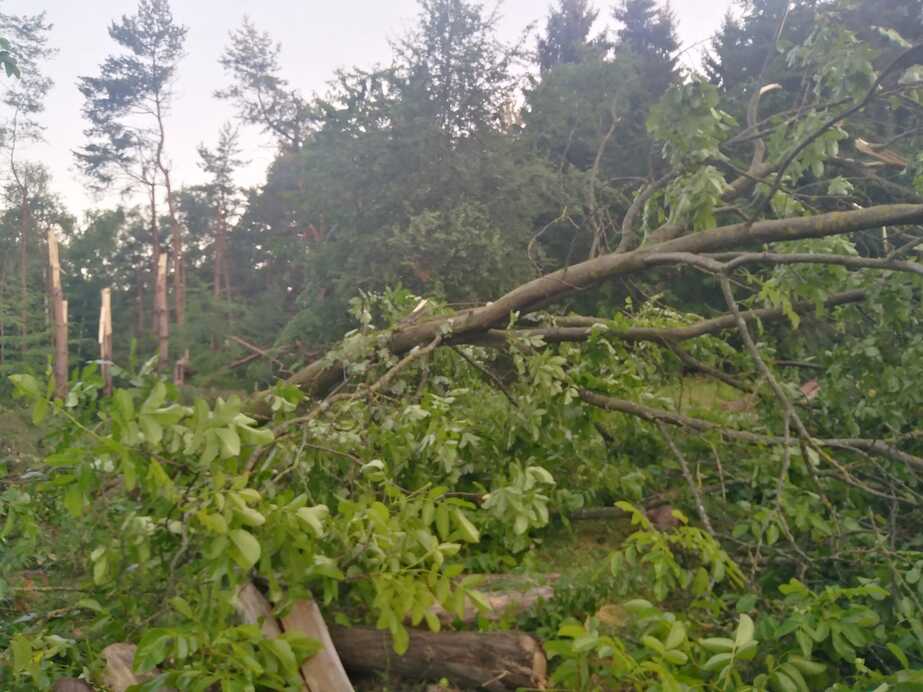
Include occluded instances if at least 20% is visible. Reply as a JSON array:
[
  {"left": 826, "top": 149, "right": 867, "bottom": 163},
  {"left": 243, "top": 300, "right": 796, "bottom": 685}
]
[{"left": 329, "top": 626, "right": 547, "bottom": 691}]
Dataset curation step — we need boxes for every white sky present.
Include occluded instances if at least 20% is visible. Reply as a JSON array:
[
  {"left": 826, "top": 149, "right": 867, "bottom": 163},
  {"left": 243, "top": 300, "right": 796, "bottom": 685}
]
[{"left": 2, "top": 0, "right": 733, "bottom": 218}]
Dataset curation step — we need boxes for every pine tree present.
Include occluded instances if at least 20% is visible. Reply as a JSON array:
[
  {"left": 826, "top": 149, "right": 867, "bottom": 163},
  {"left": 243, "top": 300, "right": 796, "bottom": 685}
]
[
  {"left": 217, "top": 18, "right": 314, "bottom": 151},
  {"left": 76, "top": 0, "right": 187, "bottom": 372},
  {"left": 197, "top": 124, "right": 246, "bottom": 304},
  {"left": 0, "top": 8, "right": 54, "bottom": 353},
  {"left": 536, "top": 0, "right": 604, "bottom": 72},
  {"left": 612, "top": 0, "right": 678, "bottom": 96},
  {"left": 393, "top": 0, "right": 520, "bottom": 140}
]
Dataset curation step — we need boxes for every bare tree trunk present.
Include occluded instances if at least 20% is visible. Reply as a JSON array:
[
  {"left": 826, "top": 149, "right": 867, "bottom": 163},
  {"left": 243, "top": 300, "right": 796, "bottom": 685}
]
[
  {"left": 99, "top": 288, "right": 113, "bottom": 396},
  {"left": 160, "top": 168, "right": 188, "bottom": 384},
  {"left": 48, "top": 229, "right": 68, "bottom": 399},
  {"left": 148, "top": 182, "right": 160, "bottom": 340},
  {"left": 19, "top": 188, "right": 29, "bottom": 353},
  {"left": 0, "top": 268, "right": 6, "bottom": 367},
  {"left": 135, "top": 267, "right": 145, "bottom": 339},
  {"left": 162, "top": 168, "right": 184, "bottom": 328},
  {"left": 154, "top": 254, "right": 169, "bottom": 372}
]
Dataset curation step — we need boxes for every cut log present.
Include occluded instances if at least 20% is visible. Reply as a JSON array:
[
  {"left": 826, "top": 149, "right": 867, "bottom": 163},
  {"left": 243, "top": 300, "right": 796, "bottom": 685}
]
[
  {"left": 281, "top": 600, "right": 354, "bottom": 692},
  {"left": 235, "top": 583, "right": 353, "bottom": 692},
  {"left": 235, "top": 582, "right": 283, "bottom": 638},
  {"left": 101, "top": 643, "right": 164, "bottom": 692},
  {"left": 329, "top": 626, "right": 547, "bottom": 691},
  {"left": 51, "top": 679, "right": 93, "bottom": 692},
  {"left": 428, "top": 585, "right": 554, "bottom": 625}
]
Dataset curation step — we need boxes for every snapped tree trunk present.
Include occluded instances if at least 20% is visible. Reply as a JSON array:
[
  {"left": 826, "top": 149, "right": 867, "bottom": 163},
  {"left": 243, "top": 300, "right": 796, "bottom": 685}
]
[
  {"left": 47, "top": 229, "right": 68, "bottom": 399},
  {"left": 99, "top": 287, "right": 113, "bottom": 396}
]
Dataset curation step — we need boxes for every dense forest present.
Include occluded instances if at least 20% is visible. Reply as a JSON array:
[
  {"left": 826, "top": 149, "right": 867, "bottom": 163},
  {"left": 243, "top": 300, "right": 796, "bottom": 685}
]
[{"left": 3, "top": 0, "right": 923, "bottom": 689}]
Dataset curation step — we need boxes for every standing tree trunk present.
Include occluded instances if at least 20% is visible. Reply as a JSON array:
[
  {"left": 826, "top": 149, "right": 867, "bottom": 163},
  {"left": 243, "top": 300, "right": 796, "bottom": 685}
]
[
  {"left": 135, "top": 266, "right": 145, "bottom": 340},
  {"left": 99, "top": 288, "right": 113, "bottom": 396},
  {"left": 161, "top": 168, "right": 189, "bottom": 384},
  {"left": 47, "top": 229, "right": 68, "bottom": 399},
  {"left": 148, "top": 181, "right": 160, "bottom": 340},
  {"left": 19, "top": 187, "right": 29, "bottom": 353},
  {"left": 154, "top": 254, "right": 169, "bottom": 372}
]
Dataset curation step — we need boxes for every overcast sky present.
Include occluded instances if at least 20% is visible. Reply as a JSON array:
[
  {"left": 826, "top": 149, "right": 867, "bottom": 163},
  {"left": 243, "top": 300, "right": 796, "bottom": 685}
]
[{"left": 3, "top": 0, "right": 734, "bottom": 218}]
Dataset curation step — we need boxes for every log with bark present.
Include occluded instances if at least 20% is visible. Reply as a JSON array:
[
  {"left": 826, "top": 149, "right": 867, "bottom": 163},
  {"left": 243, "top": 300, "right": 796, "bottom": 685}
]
[
  {"left": 330, "top": 625, "right": 547, "bottom": 691},
  {"left": 51, "top": 679, "right": 93, "bottom": 692}
]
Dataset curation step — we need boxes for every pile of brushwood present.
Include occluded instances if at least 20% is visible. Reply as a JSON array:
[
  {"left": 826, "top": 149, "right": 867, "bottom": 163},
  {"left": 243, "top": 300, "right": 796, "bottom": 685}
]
[{"left": 7, "top": 13, "right": 923, "bottom": 692}]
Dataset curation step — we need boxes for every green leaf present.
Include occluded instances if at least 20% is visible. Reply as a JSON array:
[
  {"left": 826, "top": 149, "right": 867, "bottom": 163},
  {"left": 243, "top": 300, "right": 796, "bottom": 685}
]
[
  {"left": 215, "top": 427, "right": 241, "bottom": 458},
  {"left": 770, "top": 670, "right": 799, "bottom": 692},
  {"left": 135, "top": 629, "right": 172, "bottom": 673},
  {"left": 663, "top": 649, "right": 688, "bottom": 665},
  {"left": 169, "top": 596, "right": 195, "bottom": 620},
  {"left": 735, "top": 613, "right": 755, "bottom": 648},
  {"left": 11, "top": 634, "right": 31, "bottom": 673},
  {"left": 267, "top": 638, "right": 297, "bottom": 673},
  {"left": 788, "top": 656, "right": 827, "bottom": 676},
  {"left": 700, "top": 637, "right": 735, "bottom": 653},
  {"left": 664, "top": 622, "right": 685, "bottom": 650},
  {"left": 392, "top": 623, "right": 410, "bottom": 655},
  {"left": 229, "top": 529, "right": 261, "bottom": 569},
  {"left": 702, "top": 652, "right": 733, "bottom": 672},
  {"left": 296, "top": 505, "right": 329, "bottom": 537},
  {"left": 452, "top": 508, "right": 479, "bottom": 543}
]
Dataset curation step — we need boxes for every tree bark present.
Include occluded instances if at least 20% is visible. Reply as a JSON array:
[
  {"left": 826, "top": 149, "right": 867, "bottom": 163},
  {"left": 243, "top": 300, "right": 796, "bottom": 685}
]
[
  {"left": 19, "top": 187, "right": 29, "bottom": 352},
  {"left": 277, "top": 203, "right": 923, "bottom": 403},
  {"left": 99, "top": 288, "right": 113, "bottom": 396},
  {"left": 155, "top": 254, "right": 169, "bottom": 372},
  {"left": 329, "top": 626, "right": 547, "bottom": 691},
  {"left": 47, "top": 229, "right": 67, "bottom": 399}
]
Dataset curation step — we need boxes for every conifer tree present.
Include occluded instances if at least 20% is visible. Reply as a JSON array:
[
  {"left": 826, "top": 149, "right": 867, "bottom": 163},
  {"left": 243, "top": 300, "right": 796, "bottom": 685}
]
[{"left": 536, "top": 0, "right": 603, "bottom": 72}]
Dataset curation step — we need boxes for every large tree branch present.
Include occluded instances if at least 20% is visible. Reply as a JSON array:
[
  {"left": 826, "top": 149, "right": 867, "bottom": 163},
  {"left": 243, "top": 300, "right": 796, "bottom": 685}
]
[
  {"left": 466, "top": 289, "right": 866, "bottom": 348},
  {"left": 578, "top": 390, "right": 923, "bottom": 471},
  {"left": 280, "top": 203, "right": 923, "bottom": 399}
]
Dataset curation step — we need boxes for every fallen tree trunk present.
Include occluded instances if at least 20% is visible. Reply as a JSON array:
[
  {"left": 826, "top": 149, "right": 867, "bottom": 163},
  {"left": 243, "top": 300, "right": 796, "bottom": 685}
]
[
  {"left": 329, "top": 625, "right": 547, "bottom": 691},
  {"left": 272, "top": 203, "right": 921, "bottom": 406},
  {"left": 428, "top": 581, "right": 555, "bottom": 626}
]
